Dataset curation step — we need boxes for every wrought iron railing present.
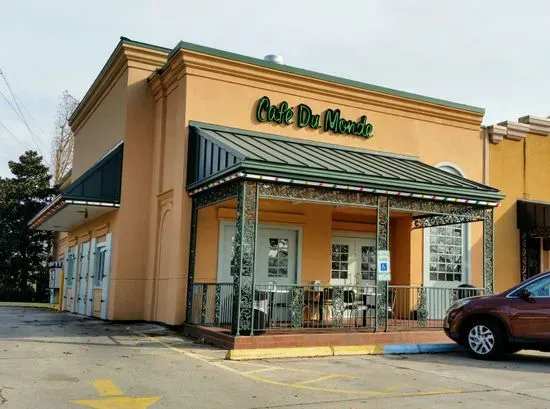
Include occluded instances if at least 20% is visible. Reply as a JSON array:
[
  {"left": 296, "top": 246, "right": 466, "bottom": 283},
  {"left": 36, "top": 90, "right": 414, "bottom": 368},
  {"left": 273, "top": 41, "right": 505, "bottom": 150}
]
[
  {"left": 190, "top": 283, "right": 234, "bottom": 330},
  {"left": 189, "top": 282, "right": 485, "bottom": 332},
  {"left": 251, "top": 284, "right": 379, "bottom": 331},
  {"left": 388, "top": 285, "right": 485, "bottom": 329}
]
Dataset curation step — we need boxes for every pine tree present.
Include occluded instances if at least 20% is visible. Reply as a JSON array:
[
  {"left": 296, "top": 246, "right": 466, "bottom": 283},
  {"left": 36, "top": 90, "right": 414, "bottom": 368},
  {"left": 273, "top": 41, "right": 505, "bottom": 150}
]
[{"left": 0, "top": 151, "right": 55, "bottom": 301}]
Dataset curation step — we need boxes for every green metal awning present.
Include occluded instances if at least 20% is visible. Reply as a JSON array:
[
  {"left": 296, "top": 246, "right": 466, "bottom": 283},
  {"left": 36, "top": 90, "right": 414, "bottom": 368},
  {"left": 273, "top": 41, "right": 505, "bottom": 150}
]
[
  {"left": 186, "top": 122, "right": 503, "bottom": 205},
  {"left": 29, "top": 142, "right": 123, "bottom": 231}
]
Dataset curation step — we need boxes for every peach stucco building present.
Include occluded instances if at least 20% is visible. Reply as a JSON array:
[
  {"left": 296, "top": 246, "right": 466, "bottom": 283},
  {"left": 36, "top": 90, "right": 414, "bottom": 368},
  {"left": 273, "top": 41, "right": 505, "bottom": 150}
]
[{"left": 30, "top": 37, "right": 550, "bottom": 335}]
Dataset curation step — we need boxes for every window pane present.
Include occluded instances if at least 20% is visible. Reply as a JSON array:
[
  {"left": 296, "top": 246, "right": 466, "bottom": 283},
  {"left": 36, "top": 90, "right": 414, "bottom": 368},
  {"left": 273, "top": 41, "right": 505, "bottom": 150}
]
[
  {"left": 268, "top": 268, "right": 278, "bottom": 277},
  {"left": 526, "top": 277, "right": 550, "bottom": 297},
  {"left": 428, "top": 224, "right": 464, "bottom": 282}
]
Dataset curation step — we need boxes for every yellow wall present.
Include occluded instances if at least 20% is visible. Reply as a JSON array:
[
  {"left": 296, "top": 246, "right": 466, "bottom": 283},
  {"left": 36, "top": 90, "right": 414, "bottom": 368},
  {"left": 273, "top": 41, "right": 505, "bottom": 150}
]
[
  {"left": 72, "top": 70, "right": 128, "bottom": 180},
  {"left": 145, "top": 50, "right": 487, "bottom": 324},
  {"left": 61, "top": 211, "right": 117, "bottom": 312},
  {"left": 490, "top": 132, "right": 550, "bottom": 291},
  {"left": 66, "top": 64, "right": 157, "bottom": 321},
  {"left": 183, "top": 69, "right": 484, "bottom": 289},
  {"left": 194, "top": 200, "right": 414, "bottom": 288},
  {"left": 109, "top": 67, "right": 157, "bottom": 320}
]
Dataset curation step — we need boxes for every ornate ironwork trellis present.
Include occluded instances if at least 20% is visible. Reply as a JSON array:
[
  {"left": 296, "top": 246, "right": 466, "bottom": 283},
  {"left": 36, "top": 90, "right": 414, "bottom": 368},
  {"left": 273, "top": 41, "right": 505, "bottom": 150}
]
[
  {"left": 185, "top": 180, "right": 497, "bottom": 334},
  {"left": 520, "top": 232, "right": 528, "bottom": 282},
  {"left": 257, "top": 183, "right": 378, "bottom": 207},
  {"left": 186, "top": 182, "right": 240, "bottom": 325},
  {"left": 483, "top": 209, "right": 494, "bottom": 294},
  {"left": 391, "top": 197, "right": 494, "bottom": 296},
  {"left": 376, "top": 196, "right": 389, "bottom": 330},
  {"left": 232, "top": 181, "right": 259, "bottom": 335}
]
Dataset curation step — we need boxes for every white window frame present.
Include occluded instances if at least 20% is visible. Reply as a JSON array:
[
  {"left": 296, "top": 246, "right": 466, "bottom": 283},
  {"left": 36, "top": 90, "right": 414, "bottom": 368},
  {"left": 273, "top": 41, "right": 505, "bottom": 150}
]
[
  {"left": 423, "top": 163, "right": 471, "bottom": 285},
  {"left": 93, "top": 242, "right": 108, "bottom": 289},
  {"left": 331, "top": 231, "right": 377, "bottom": 286},
  {"left": 217, "top": 221, "right": 303, "bottom": 284}
]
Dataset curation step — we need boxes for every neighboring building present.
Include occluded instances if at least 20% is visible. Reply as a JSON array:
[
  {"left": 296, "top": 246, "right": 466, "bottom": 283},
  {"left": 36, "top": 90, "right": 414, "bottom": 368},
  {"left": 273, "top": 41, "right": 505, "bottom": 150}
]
[
  {"left": 30, "top": 36, "right": 543, "bottom": 333},
  {"left": 487, "top": 119, "right": 550, "bottom": 291}
]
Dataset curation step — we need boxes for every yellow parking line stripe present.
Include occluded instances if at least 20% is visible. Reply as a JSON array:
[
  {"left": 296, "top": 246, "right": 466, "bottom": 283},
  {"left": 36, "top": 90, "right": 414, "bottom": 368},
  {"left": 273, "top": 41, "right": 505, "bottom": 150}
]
[
  {"left": 90, "top": 380, "right": 123, "bottom": 397},
  {"left": 242, "top": 367, "right": 279, "bottom": 375},
  {"left": 293, "top": 374, "right": 341, "bottom": 386},
  {"left": 131, "top": 329, "right": 465, "bottom": 398}
]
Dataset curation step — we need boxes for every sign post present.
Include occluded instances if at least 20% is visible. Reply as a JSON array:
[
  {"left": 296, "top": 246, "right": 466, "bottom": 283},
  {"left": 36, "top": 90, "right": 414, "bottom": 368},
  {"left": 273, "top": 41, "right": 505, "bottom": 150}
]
[
  {"left": 376, "top": 250, "right": 391, "bottom": 282},
  {"left": 377, "top": 250, "right": 391, "bottom": 332}
]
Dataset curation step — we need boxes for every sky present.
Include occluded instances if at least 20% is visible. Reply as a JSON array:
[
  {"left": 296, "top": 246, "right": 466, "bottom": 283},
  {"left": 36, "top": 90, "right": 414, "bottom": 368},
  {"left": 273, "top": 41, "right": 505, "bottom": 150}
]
[{"left": 1, "top": 0, "right": 549, "bottom": 177}]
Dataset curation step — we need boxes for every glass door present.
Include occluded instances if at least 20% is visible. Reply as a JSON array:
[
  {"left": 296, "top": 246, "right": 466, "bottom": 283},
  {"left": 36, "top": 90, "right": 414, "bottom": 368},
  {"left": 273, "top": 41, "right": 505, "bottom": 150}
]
[{"left": 331, "top": 237, "right": 376, "bottom": 287}]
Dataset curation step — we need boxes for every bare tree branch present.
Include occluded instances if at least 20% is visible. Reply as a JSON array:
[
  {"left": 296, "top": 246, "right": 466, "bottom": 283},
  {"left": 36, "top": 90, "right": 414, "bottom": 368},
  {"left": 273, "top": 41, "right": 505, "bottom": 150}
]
[{"left": 50, "top": 90, "right": 79, "bottom": 185}]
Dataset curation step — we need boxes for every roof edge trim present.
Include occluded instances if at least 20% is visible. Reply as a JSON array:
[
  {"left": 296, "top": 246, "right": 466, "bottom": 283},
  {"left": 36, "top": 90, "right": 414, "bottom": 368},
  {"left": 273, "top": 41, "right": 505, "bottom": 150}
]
[
  {"left": 172, "top": 41, "right": 484, "bottom": 114},
  {"left": 69, "top": 37, "right": 170, "bottom": 126}
]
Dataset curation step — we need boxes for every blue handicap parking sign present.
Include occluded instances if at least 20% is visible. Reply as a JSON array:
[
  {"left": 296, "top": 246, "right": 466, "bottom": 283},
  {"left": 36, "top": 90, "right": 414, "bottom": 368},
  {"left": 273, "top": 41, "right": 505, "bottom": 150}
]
[{"left": 380, "top": 262, "right": 388, "bottom": 272}]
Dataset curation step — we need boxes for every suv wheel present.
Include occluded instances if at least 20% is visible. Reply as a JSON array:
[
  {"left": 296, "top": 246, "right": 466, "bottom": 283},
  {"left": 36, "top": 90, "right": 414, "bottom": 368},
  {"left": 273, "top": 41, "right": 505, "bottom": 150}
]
[{"left": 464, "top": 319, "right": 503, "bottom": 360}]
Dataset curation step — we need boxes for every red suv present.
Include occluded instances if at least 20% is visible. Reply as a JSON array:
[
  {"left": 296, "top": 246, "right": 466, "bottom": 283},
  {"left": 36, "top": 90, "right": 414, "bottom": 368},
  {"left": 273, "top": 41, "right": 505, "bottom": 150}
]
[{"left": 444, "top": 272, "right": 550, "bottom": 359}]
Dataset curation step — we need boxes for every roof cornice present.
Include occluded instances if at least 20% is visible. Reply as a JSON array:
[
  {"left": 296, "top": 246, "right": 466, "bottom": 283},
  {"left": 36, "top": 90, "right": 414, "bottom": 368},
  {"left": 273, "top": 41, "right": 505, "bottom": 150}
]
[
  {"left": 166, "top": 40, "right": 485, "bottom": 115},
  {"left": 157, "top": 48, "right": 483, "bottom": 128},
  {"left": 488, "top": 115, "right": 550, "bottom": 144},
  {"left": 70, "top": 38, "right": 168, "bottom": 133}
]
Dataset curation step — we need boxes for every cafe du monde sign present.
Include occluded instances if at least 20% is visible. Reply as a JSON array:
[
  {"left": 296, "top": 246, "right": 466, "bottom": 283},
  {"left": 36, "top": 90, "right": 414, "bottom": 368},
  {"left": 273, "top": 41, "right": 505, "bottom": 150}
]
[{"left": 255, "top": 96, "right": 374, "bottom": 138}]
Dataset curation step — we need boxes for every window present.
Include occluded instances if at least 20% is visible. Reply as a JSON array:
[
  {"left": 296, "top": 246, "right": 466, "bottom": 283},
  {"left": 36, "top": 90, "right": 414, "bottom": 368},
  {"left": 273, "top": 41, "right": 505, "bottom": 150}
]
[
  {"left": 94, "top": 248, "right": 106, "bottom": 287},
  {"left": 66, "top": 252, "right": 76, "bottom": 287},
  {"left": 331, "top": 244, "right": 349, "bottom": 280},
  {"left": 360, "top": 245, "right": 376, "bottom": 281},
  {"left": 524, "top": 276, "right": 550, "bottom": 297},
  {"left": 426, "top": 164, "right": 468, "bottom": 283},
  {"left": 428, "top": 225, "right": 463, "bottom": 282},
  {"left": 268, "top": 238, "right": 289, "bottom": 278}
]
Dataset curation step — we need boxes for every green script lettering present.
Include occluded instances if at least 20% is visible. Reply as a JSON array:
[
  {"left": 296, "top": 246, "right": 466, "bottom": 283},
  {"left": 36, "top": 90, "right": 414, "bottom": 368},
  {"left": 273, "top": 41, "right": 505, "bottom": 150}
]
[
  {"left": 297, "top": 104, "right": 312, "bottom": 128},
  {"left": 255, "top": 96, "right": 270, "bottom": 122},
  {"left": 323, "top": 109, "right": 341, "bottom": 133},
  {"left": 255, "top": 97, "right": 373, "bottom": 138}
]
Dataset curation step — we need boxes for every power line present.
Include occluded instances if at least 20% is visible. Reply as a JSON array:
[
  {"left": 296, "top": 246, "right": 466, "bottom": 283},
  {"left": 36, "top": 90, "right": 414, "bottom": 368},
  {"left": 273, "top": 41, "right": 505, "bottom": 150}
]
[
  {"left": 0, "top": 68, "right": 46, "bottom": 150},
  {"left": 0, "top": 120, "right": 27, "bottom": 148},
  {"left": 12, "top": 92, "right": 48, "bottom": 138}
]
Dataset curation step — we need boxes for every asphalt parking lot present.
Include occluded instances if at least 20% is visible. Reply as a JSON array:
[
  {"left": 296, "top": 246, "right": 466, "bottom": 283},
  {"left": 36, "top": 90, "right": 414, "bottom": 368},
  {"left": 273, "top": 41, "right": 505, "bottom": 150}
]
[{"left": 1, "top": 307, "right": 549, "bottom": 409}]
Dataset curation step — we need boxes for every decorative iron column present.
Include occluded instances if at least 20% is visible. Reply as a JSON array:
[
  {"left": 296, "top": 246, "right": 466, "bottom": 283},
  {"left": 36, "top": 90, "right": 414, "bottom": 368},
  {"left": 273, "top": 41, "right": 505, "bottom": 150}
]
[
  {"left": 232, "top": 181, "right": 259, "bottom": 336},
  {"left": 185, "top": 198, "right": 199, "bottom": 323},
  {"left": 520, "top": 231, "right": 528, "bottom": 282},
  {"left": 375, "top": 195, "right": 390, "bottom": 331},
  {"left": 483, "top": 209, "right": 495, "bottom": 294}
]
